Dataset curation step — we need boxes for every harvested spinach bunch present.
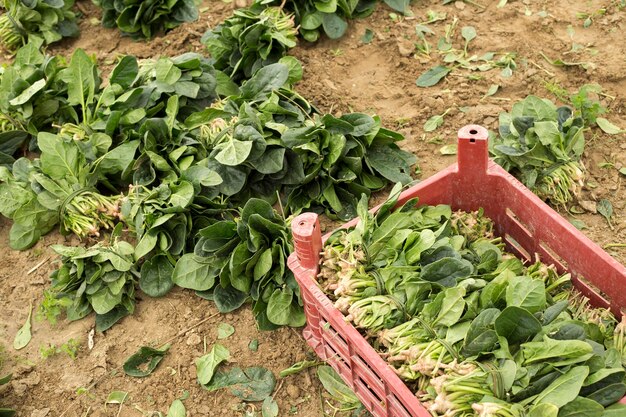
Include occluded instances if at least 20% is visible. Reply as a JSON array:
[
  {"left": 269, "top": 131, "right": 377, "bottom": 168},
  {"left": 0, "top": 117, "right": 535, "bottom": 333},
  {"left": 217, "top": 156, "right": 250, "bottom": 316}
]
[
  {"left": 174, "top": 198, "right": 304, "bottom": 330},
  {"left": 283, "top": 0, "right": 377, "bottom": 41},
  {"left": 48, "top": 238, "right": 138, "bottom": 331},
  {"left": 492, "top": 96, "right": 586, "bottom": 207},
  {"left": 186, "top": 62, "right": 416, "bottom": 220},
  {"left": 0, "top": 42, "right": 70, "bottom": 162},
  {"left": 120, "top": 178, "right": 220, "bottom": 297},
  {"left": 320, "top": 186, "right": 626, "bottom": 415},
  {"left": 282, "top": 112, "right": 416, "bottom": 220},
  {"left": 132, "top": 54, "right": 221, "bottom": 114},
  {"left": 202, "top": 4, "right": 297, "bottom": 83},
  {"left": 93, "top": 0, "right": 199, "bottom": 39},
  {"left": 0, "top": 129, "right": 137, "bottom": 249},
  {"left": 0, "top": 158, "right": 58, "bottom": 250},
  {"left": 0, "top": 0, "right": 78, "bottom": 52}
]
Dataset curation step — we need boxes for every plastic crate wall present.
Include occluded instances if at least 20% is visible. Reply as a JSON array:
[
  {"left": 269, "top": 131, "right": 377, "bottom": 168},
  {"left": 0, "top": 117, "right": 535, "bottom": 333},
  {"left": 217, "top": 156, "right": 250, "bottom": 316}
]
[{"left": 287, "top": 125, "right": 626, "bottom": 417}]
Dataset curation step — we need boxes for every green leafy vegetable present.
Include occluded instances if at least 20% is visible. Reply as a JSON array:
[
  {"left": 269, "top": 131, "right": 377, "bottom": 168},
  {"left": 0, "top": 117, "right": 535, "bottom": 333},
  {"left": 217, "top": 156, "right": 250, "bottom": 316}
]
[
  {"left": 123, "top": 345, "right": 170, "bottom": 377},
  {"left": 196, "top": 344, "right": 230, "bottom": 385},
  {"left": 595, "top": 118, "right": 624, "bottom": 135},
  {"left": 106, "top": 390, "right": 128, "bottom": 405},
  {"left": 416, "top": 65, "right": 451, "bottom": 87},
  {"left": 166, "top": 399, "right": 186, "bottom": 417},
  {"left": 217, "top": 323, "right": 235, "bottom": 339},
  {"left": 317, "top": 366, "right": 365, "bottom": 413},
  {"left": 261, "top": 397, "right": 278, "bottom": 417},
  {"left": 93, "top": 0, "right": 198, "bottom": 39},
  {"left": 202, "top": 5, "right": 298, "bottom": 83},
  {"left": 186, "top": 198, "right": 304, "bottom": 329},
  {"left": 319, "top": 189, "right": 625, "bottom": 415},
  {"left": 202, "top": 366, "right": 276, "bottom": 402},
  {"left": 492, "top": 96, "right": 586, "bottom": 206},
  {"left": 597, "top": 199, "right": 613, "bottom": 229},
  {"left": 0, "top": 0, "right": 78, "bottom": 52},
  {"left": 47, "top": 239, "right": 138, "bottom": 331},
  {"left": 13, "top": 303, "right": 32, "bottom": 350},
  {"left": 424, "top": 109, "right": 450, "bottom": 132}
]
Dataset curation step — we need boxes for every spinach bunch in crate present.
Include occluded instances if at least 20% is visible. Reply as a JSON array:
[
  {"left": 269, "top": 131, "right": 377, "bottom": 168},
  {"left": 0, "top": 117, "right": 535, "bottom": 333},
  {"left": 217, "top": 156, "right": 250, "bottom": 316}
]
[
  {"left": 0, "top": 0, "right": 78, "bottom": 52},
  {"left": 202, "top": 4, "right": 297, "bottom": 83},
  {"left": 492, "top": 95, "right": 586, "bottom": 207},
  {"left": 319, "top": 185, "right": 626, "bottom": 416},
  {"left": 47, "top": 237, "right": 138, "bottom": 331},
  {"left": 174, "top": 198, "right": 304, "bottom": 330},
  {"left": 93, "top": 0, "right": 198, "bottom": 39}
]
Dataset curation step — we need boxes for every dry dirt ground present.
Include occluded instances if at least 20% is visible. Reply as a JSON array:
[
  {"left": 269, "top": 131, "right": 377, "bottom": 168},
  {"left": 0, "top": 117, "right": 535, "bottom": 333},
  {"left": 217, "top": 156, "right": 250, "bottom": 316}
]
[{"left": 1, "top": 0, "right": 625, "bottom": 416}]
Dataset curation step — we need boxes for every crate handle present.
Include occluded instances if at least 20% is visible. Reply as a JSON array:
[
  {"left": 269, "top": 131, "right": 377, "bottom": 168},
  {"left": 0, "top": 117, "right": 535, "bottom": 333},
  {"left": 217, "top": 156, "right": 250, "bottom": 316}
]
[
  {"left": 457, "top": 124, "right": 489, "bottom": 174},
  {"left": 292, "top": 212, "right": 323, "bottom": 272}
]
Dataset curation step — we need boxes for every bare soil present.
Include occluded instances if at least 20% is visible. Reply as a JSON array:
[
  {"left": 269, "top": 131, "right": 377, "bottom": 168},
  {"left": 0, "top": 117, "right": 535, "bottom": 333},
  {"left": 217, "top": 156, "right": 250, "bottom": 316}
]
[{"left": 1, "top": 0, "right": 625, "bottom": 416}]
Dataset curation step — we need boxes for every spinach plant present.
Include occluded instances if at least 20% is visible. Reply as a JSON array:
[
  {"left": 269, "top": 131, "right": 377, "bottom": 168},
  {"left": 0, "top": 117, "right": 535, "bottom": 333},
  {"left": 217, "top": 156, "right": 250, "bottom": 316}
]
[
  {"left": 282, "top": 0, "right": 378, "bottom": 41},
  {"left": 0, "top": 128, "right": 137, "bottom": 249},
  {"left": 47, "top": 236, "right": 139, "bottom": 331},
  {"left": 492, "top": 95, "right": 586, "bottom": 206},
  {"left": 0, "top": 42, "right": 71, "bottom": 162},
  {"left": 0, "top": 0, "right": 78, "bottom": 51},
  {"left": 202, "top": 4, "right": 298, "bottom": 83},
  {"left": 93, "top": 0, "right": 198, "bottom": 39},
  {"left": 174, "top": 198, "right": 304, "bottom": 330}
]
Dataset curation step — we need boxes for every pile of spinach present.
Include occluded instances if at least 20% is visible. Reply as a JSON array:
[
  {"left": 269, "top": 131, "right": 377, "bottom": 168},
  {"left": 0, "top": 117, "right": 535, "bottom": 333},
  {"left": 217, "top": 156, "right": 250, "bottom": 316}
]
[
  {"left": 0, "top": 0, "right": 78, "bottom": 52},
  {"left": 0, "top": 42, "right": 71, "bottom": 162},
  {"left": 283, "top": 0, "right": 378, "bottom": 41},
  {"left": 93, "top": 0, "right": 198, "bottom": 39},
  {"left": 202, "top": 4, "right": 298, "bottom": 83},
  {"left": 241, "top": 0, "right": 410, "bottom": 42},
  {"left": 186, "top": 62, "right": 416, "bottom": 219},
  {"left": 175, "top": 198, "right": 304, "bottom": 330},
  {"left": 0, "top": 125, "right": 136, "bottom": 250},
  {"left": 320, "top": 185, "right": 626, "bottom": 415},
  {"left": 48, "top": 235, "right": 139, "bottom": 331},
  {"left": 1, "top": 47, "right": 416, "bottom": 332},
  {"left": 492, "top": 96, "right": 586, "bottom": 207}
]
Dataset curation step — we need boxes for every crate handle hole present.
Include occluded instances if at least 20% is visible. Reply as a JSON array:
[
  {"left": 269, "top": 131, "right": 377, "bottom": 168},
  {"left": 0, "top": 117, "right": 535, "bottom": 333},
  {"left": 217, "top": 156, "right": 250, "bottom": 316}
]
[{"left": 469, "top": 129, "right": 478, "bottom": 135}]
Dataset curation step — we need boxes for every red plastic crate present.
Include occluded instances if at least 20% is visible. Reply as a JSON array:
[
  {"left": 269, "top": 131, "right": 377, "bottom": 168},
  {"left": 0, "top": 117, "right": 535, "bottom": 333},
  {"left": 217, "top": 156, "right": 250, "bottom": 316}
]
[{"left": 287, "top": 125, "right": 626, "bottom": 417}]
